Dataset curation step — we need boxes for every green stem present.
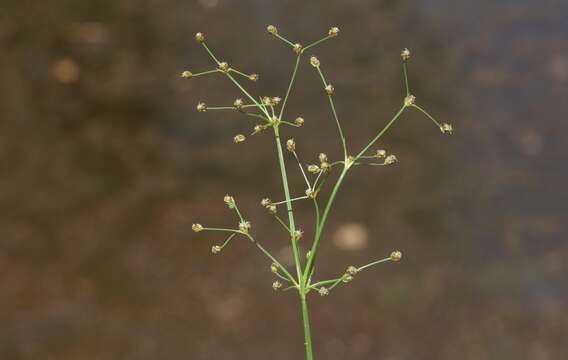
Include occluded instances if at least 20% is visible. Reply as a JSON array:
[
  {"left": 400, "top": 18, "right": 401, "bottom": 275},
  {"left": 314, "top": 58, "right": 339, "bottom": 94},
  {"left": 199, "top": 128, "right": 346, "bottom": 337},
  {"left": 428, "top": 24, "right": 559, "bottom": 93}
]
[
  {"left": 273, "top": 126, "right": 303, "bottom": 283},
  {"left": 279, "top": 55, "right": 301, "bottom": 120},
  {"left": 300, "top": 294, "right": 314, "bottom": 360},
  {"left": 356, "top": 106, "right": 406, "bottom": 160},
  {"left": 402, "top": 63, "right": 410, "bottom": 96},
  {"left": 303, "top": 167, "right": 348, "bottom": 279}
]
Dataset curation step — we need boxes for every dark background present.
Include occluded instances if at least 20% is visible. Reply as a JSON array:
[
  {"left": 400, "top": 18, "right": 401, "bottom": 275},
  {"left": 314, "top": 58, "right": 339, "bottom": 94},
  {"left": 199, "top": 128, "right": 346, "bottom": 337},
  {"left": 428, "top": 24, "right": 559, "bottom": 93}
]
[{"left": 1, "top": 1, "right": 567, "bottom": 359}]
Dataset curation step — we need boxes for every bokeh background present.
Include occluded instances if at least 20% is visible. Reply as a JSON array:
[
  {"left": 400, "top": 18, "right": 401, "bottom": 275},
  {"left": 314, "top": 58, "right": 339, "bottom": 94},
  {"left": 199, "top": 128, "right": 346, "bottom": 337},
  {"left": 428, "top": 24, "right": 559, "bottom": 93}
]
[{"left": 1, "top": 0, "right": 567, "bottom": 359}]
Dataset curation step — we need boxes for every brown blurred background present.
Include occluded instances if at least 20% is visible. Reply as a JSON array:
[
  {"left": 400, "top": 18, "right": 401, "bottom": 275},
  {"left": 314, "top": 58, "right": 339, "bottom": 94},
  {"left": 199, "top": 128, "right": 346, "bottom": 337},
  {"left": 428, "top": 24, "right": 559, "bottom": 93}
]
[{"left": 1, "top": 0, "right": 567, "bottom": 359}]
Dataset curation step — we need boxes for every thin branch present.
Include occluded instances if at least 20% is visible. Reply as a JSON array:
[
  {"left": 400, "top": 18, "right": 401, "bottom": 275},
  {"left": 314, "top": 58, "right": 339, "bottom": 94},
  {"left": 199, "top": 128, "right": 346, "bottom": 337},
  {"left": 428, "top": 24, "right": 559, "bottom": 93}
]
[{"left": 315, "top": 66, "right": 347, "bottom": 157}]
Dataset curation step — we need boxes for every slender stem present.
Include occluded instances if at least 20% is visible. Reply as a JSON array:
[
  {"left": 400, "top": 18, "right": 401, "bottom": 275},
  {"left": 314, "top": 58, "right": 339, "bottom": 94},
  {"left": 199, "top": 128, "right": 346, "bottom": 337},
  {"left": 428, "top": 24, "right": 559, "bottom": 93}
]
[
  {"left": 274, "top": 271, "right": 291, "bottom": 282},
  {"left": 244, "top": 112, "right": 270, "bottom": 122},
  {"left": 300, "top": 295, "right": 314, "bottom": 360},
  {"left": 273, "top": 126, "right": 303, "bottom": 283},
  {"left": 293, "top": 152, "right": 312, "bottom": 189},
  {"left": 273, "top": 33, "right": 295, "bottom": 47},
  {"left": 412, "top": 104, "right": 442, "bottom": 128},
  {"left": 191, "top": 69, "right": 220, "bottom": 77},
  {"left": 232, "top": 203, "right": 244, "bottom": 222},
  {"left": 279, "top": 55, "right": 302, "bottom": 120},
  {"left": 249, "top": 235, "right": 297, "bottom": 286},
  {"left": 272, "top": 195, "right": 308, "bottom": 205},
  {"left": 316, "top": 67, "right": 347, "bottom": 157},
  {"left": 226, "top": 73, "right": 271, "bottom": 118},
  {"left": 402, "top": 63, "right": 410, "bottom": 96},
  {"left": 357, "top": 257, "right": 392, "bottom": 272},
  {"left": 208, "top": 106, "right": 237, "bottom": 110},
  {"left": 201, "top": 43, "right": 220, "bottom": 64},
  {"left": 355, "top": 106, "right": 406, "bottom": 160},
  {"left": 202, "top": 227, "right": 243, "bottom": 234},
  {"left": 229, "top": 68, "right": 253, "bottom": 79},
  {"left": 273, "top": 215, "right": 292, "bottom": 234},
  {"left": 303, "top": 167, "right": 348, "bottom": 279},
  {"left": 220, "top": 233, "right": 236, "bottom": 248},
  {"left": 304, "top": 36, "right": 333, "bottom": 51}
]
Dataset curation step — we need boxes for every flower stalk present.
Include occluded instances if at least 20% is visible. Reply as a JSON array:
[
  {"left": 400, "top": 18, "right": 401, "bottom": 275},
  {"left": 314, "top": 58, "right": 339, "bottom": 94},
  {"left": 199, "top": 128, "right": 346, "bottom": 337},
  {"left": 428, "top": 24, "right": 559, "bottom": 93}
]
[{"left": 186, "top": 26, "right": 451, "bottom": 360}]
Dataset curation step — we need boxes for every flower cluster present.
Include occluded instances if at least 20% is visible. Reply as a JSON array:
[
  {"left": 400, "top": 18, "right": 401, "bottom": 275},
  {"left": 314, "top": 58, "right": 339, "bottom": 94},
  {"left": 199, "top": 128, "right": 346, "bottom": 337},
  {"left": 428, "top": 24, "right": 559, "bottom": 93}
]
[{"left": 185, "top": 24, "right": 452, "bottom": 360}]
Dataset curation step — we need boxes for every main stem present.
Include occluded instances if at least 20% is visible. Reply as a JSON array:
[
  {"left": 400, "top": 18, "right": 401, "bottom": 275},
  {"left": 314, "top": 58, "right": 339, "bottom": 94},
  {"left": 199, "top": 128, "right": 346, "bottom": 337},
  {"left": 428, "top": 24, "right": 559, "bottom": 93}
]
[
  {"left": 273, "top": 126, "right": 303, "bottom": 283},
  {"left": 300, "top": 293, "right": 314, "bottom": 360}
]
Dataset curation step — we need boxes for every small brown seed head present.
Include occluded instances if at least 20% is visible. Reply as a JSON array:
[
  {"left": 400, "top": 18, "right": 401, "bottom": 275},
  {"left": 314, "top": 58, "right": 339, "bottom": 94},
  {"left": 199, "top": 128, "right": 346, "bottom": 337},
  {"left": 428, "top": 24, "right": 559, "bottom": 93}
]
[
  {"left": 401, "top": 48, "right": 411, "bottom": 62},
  {"left": 196, "top": 102, "right": 207, "bottom": 112},
  {"left": 181, "top": 70, "right": 192, "bottom": 78},
  {"left": 310, "top": 56, "right": 320, "bottom": 68},
  {"left": 286, "top": 139, "right": 296, "bottom": 152},
  {"left": 440, "top": 123, "right": 453, "bottom": 134},
  {"left": 390, "top": 250, "right": 403, "bottom": 262},
  {"left": 404, "top": 94, "right": 416, "bottom": 107},
  {"left": 192, "top": 223, "right": 204, "bottom": 232},
  {"left": 233, "top": 134, "right": 246, "bottom": 143},
  {"left": 195, "top": 32, "right": 205, "bottom": 43}
]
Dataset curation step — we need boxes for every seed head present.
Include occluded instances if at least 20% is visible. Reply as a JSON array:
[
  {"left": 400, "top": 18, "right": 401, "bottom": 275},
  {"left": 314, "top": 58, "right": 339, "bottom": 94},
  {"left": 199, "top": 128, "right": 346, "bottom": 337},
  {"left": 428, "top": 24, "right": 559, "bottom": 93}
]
[
  {"left": 268, "top": 205, "right": 277, "bottom": 214},
  {"left": 440, "top": 123, "right": 453, "bottom": 134},
  {"left": 195, "top": 32, "right": 205, "bottom": 43},
  {"left": 390, "top": 250, "right": 403, "bottom": 262},
  {"left": 224, "top": 195, "right": 235, "bottom": 208},
  {"left": 346, "top": 265, "right": 358, "bottom": 276},
  {"left": 375, "top": 149, "right": 387, "bottom": 158},
  {"left": 318, "top": 153, "right": 328, "bottom": 163},
  {"left": 252, "top": 124, "right": 264, "bottom": 135},
  {"left": 181, "top": 70, "right": 192, "bottom": 78},
  {"left": 342, "top": 275, "right": 353, "bottom": 283},
  {"left": 196, "top": 102, "right": 207, "bottom": 112},
  {"left": 261, "top": 198, "right": 272, "bottom": 207},
  {"left": 239, "top": 220, "right": 251, "bottom": 233},
  {"left": 218, "top": 62, "right": 229, "bottom": 73},
  {"left": 249, "top": 73, "right": 259, "bottom": 81},
  {"left": 305, "top": 188, "right": 315, "bottom": 198},
  {"left": 318, "top": 287, "right": 329, "bottom": 296},
  {"left": 286, "top": 139, "right": 296, "bottom": 152},
  {"left": 325, "top": 84, "right": 335, "bottom": 95},
  {"left": 310, "top": 56, "right": 320, "bottom": 68},
  {"left": 233, "top": 98, "right": 244, "bottom": 109},
  {"left": 211, "top": 245, "right": 222, "bottom": 254},
  {"left": 294, "top": 117, "right": 304, "bottom": 126},
  {"left": 271, "top": 97, "right": 281, "bottom": 105},
  {"left": 271, "top": 263, "right": 279, "bottom": 273},
  {"left": 272, "top": 281, "right": 282, "bottom": 291},
  {"left": 320, "top": 162, "right": 331, "bottom": 172},
  {"left": 267, "top": 25, "right": 278, "bottom": 35},
  {"left": 262, "top": 96, "right": 272, "bottom": 106},
  {"left": 293, "top": 43, "right": 303, "bottom": 55},
  {"left": 384, "top": 154, "right": 398, "bottom": 165},
  {"left": 328, "top": 27, "right": 340, "bottom": 37},
  {"left": 307, "top": 164, "right": 321, "bottom": 174},
  {"left": 233, "top": 134, "right": 246, "bottom": 143},
  {"left": 294, "top": 229, "right": 303, "bottom": 241},
  {"left": 192, "top": 223, "right": 204, "bottom": 232},
  {"left": 401, "top": 48, "right": 411, "bottom": 62},
  {"left": 404, "top": 94, "right": 416, "bottom": 107}
]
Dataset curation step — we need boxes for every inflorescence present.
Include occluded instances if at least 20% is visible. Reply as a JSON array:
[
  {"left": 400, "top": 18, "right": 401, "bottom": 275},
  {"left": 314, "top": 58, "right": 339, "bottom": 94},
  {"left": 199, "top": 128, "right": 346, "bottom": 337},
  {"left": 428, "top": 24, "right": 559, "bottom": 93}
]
[{"left": 185, "top": 25, "right": 452, "bottom": 296}]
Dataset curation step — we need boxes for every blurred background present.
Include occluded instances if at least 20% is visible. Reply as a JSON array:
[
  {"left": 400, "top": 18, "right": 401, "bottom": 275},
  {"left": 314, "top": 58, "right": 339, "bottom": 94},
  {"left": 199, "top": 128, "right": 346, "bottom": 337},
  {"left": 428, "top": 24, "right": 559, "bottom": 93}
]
[{"left": 1, "top": 0, "right": 567, "bottom": 359}]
